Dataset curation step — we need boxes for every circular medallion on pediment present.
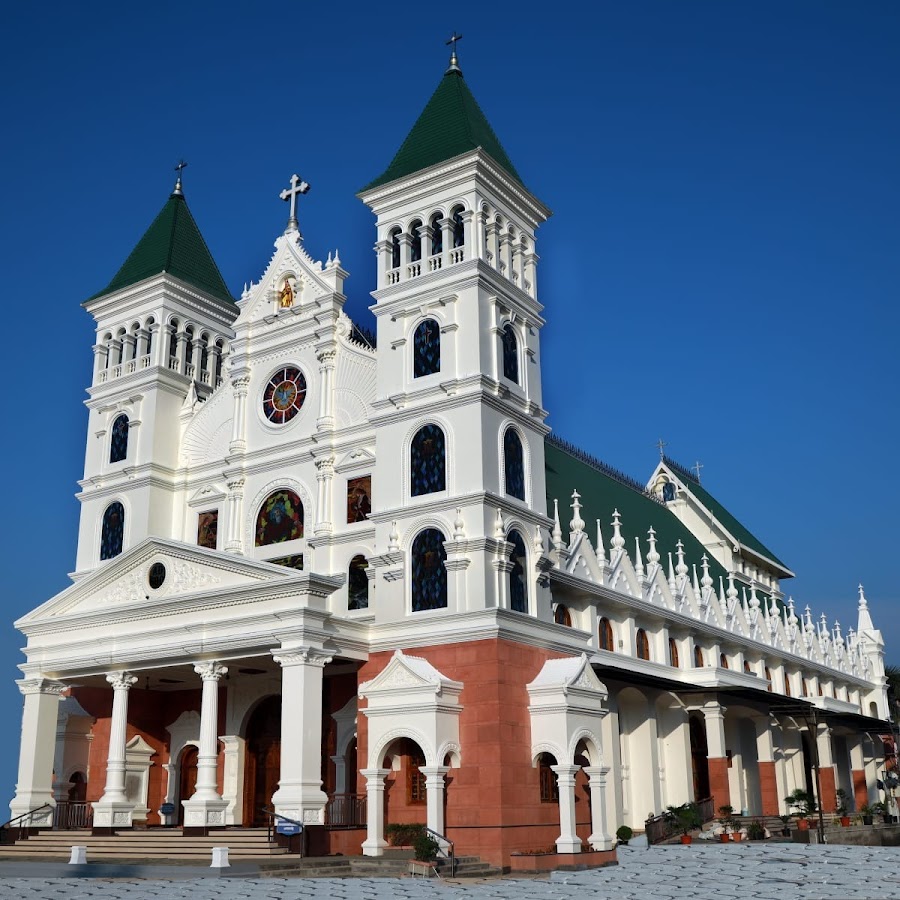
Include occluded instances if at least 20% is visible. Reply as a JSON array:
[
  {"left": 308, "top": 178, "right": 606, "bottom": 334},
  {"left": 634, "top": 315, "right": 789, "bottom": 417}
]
[{"left": 262, "top": 366, "right": 307, "bottom": 424}]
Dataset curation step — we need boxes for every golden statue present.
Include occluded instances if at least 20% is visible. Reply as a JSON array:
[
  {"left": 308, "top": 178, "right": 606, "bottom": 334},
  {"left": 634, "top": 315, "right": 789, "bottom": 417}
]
[{"left": 279, "top": 279, "right": 294, "bottom": 309}]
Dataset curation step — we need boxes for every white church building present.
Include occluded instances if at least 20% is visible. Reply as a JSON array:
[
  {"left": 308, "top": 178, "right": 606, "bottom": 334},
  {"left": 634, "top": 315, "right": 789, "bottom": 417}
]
[{"left": 9, "top": 48, "right": 893, "bottom": 867}]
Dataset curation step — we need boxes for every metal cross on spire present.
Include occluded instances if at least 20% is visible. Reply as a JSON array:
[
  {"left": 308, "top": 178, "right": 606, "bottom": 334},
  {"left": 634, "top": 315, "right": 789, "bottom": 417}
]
[
  {"left": 280, "top": 174, "right": 310, "bottom": 236},
  {"left": 692, "top": 460, "right": 704, "bottom": 482},
  {"left": 446, "top": 31, "right": 463, "bottom": 73},
  {"left": 656, "top": 437, "right": 667, "bottom": 459},
  {"left": 172, "top": 159, "right": 187, "bottom": 196}
]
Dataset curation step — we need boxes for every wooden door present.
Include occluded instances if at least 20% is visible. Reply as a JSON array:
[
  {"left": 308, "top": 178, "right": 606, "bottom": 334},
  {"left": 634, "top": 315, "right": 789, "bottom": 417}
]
[
  {"left": 178, "top": 745, "right": 199, "bottom": 824},
  {"left": 243, "top": 696, "right": 282, "bottom": 826}
]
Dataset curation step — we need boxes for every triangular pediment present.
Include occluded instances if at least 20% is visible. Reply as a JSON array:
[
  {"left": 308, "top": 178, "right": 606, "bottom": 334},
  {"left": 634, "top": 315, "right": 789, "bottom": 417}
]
[
  {"left": 359, "top": 650, "right": 462, "bottom": 697},
  {"left": 527, "top": 653, "right": 607, "bottom": 697},
  {"left": 17, "top": 538, "right": 303, "bottom": 625}
]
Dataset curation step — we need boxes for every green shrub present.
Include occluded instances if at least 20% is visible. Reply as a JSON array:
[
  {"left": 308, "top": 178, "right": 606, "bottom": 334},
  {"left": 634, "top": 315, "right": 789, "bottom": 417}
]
[
  {"left": 384, "top": 823, "right": 426, "bottom": 846},
  {"left": 412, "top": 831, "right": 440, "bottom": 862},
  {"left": 616, "top": 825, "right": 633, "bottom": 842}
]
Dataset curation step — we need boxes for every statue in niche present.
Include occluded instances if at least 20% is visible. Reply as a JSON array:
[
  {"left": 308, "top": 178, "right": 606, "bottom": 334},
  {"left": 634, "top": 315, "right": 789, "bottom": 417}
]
[{"left": 279, "top": 278, "right": 295, "bottom": 309}]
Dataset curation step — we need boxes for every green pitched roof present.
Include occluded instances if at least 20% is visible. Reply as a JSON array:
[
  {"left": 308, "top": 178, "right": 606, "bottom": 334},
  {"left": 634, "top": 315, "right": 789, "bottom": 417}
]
[
  {"left": 90, "top": 191, "right": 233, "bottom": 303},
  {"left": 662, "top": 457, "right": 789, "bottom": 571},
  {"left": 362, "top": 67, "right": 524, "bottom": 191},
  {"left": 545, "top": 438, "right": 731, "bottom": 587}
]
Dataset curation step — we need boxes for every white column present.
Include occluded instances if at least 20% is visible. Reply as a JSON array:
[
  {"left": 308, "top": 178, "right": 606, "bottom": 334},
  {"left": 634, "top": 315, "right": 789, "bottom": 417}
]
[
  {"left": 224, "top": 477, "right": 244, "bottom": 554},
  {"left": 229, "top": 375, "right": 249, "bottom": 454},
  {"left": 551, "top": 764, "right": 580, "bottom": 853},
  {"left": 93, "top": 343, "right": 109, "bottom": 381},
  {"left": 361, "top": 767, "right": 390, "bottom": 856},
  {"left": 9, "top": 678, "right": 66, "bottom": 826},
  {"left": 583, "top": 765, "right": 613, "bottom": 850},
  {"left": 92, "top": 671, "right": 137, "bottom": 828},
  {"left": 420, "top": 765, "right": 450, "bottom": 842},
  {"left": 314, "top": 455, "right": 335, "bottom": 535},
  {"left": 158, "top": 763, "right": 177, "bottom": 825},
  {"left": 316, "top": 348, "right": 336, "bottom": 431},
  {"left": 270, "top": 647, "right": 332, "bottom": 824},
  {"left": 182, "top": 662, "right": 229, "bottom": 828}
]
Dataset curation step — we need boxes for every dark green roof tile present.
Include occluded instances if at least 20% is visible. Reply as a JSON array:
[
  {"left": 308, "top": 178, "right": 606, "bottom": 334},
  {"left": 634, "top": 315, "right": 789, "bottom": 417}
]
[
  {"left": 89, "top": 192, "right": 233, "bottom": 304},
  {"left": 362, "top": 69, "right": 523, "bottom": 191}
]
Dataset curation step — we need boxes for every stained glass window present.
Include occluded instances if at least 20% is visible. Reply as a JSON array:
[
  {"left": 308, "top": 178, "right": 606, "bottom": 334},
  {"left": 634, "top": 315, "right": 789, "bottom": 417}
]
[
  {"left": 554, "top": 605, "right": 572, "bottom": 626},
  {"left": 197, "top": 510, "right": 218, "bottom": 549},
  {"left": 262, "top": 367, "right": 307, "bottom": 424},
  {"left": 508, "top": 529, "right": 528, "bottom": 613},
  {"left": 504, "top": 428, "right": 525, "bottom": 500},
  {"left": 255, "top": 490, "right": 304, "bottom": 546},
  {"left": 110, "top": 414, "right": 129, "bottom": 463},
  {"left": 348, "top": 554, "right": 369, "bottom": 610},
  {"left": 410, "top": 424, "right": 446, "bottom": 496},
  {"left": 501, "top": 324, "right": 518, "bottom": 383},
  {"left": 347, "top": 476, "right": 372, "bottom": 524},
  {"left": 430, "top": 213, "right": 442, "bottom": 256},
  {"left": 411, "top": 528, "right": 447, "bottom": 611},
  {"left": 100, "top": 502, "right": 125, "bottom": 560},
  {"left": 413, "top": 319, "right": 440, "bottom": 378},
  {"left": 662, "top": 482, "right": 676, "bottom": 502},
  {"left": 267, "top": 554, "right": 304, "bottom": 569}
]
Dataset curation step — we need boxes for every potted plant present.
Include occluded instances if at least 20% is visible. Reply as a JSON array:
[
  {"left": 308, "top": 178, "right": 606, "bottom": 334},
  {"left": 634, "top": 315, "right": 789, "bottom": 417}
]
[
  {"left": 408, "top": 831, "right": 440, "bottom": 876},
  {"left": 665, "top": 802, "right": 701, "bottom": 844},
  {"left": 785, "top": 789, "right": 816, "bottom": 830},
  {"left": 835, "top": 789, "right": 851, "bottom": 826},
  {"left": 616, "top": 825, "right": 633, "bottom": 846},
  {"left": 859, "top": 804, "right": 875, "bottom": 826},
  {"left": 716, "top": 805, "right": 735, "bottom": 842},
  {"left": 747, "top": 820, "right": 766, "bottom": 841},
  {"left": 779, "top": 814, "right": 792, "bottom": 837}
]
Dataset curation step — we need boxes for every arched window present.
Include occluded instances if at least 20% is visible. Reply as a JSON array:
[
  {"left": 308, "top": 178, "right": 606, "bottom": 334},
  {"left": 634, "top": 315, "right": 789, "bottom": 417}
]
[
  {"left": 410, "top": 424, "right": 446, "bottom": 496},
  {"left": 503, "top": 428, "right": 525, "bottom": 501},
  {"left": 765, "top": 665, "right": 773, "bottom": 692},
  {"left": 719, "top": 652, "right": 729, "bottom": 670},
  {"left": 599, "top": 617, "right": 614, "bottom": 651},
  {"left": 538, "top": 752, "right": 559, "bottom": 803},
  {"left": 507, "top": 529, "right": 528, "bottom": 613},
  {"left": 693, "top": 645, "right": 705, "bottom": 668},
  {"left": 501, "top": 324, "right": 519, "bottom": 383},
  {"left": 348, "top": 554, "right": 369, "bottom": 610},
  {"left": 554, "top": 604, "right": 572, "bottom": 626},
  {"left": 744, "top": 660, "right": 752, "bottom": 675},
  {"left": 669, "top": 637, "right": 680, "bottom": 668},
  {"left": 817, "top": 682, "right": 823, "bottom": 697},
  {"left": 413, "top": 319, "right": 440, "bottom": 378},
  {"left": 451, "top": 205, "right": 465, "bottom": 248},
  {"left": 662, "top": 482, "right": 676, "bottom": 502},
  {"left": 110, "top": 414, "right": 129, "bottom": 463},
  {"left": 168, "top": 319, "right": 179, "bottom": 363},
  {"left": 636, "top": 628, "right": 650, "bottom": 661},
  {"left": 430, "top": 213, "right": 443, "bottom": 256},
  {"left": 100, "top": 502, "right": 125, "bottom": 560},
  {"left": 255, "top": 490, "right": 304, "bottom": 546},
  {"left": 411, "top": 528, "right": 447, "bottom": 612},
  {"left": 214, "top": 340, "right": 224, "bottom": 384},
  {"left": 389, "top": 227, "right": 401, "bottom": 269},
  {"left": 784, "top": 673, "right": 792, "bottom": 696},
  {"left": 409, "top": 220, "right": 422, "bottom": 262}
]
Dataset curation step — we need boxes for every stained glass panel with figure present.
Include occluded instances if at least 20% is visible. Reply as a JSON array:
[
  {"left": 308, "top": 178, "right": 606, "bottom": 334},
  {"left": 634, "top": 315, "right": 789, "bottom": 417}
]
[
  {"left": 504, "top": 428, "right": 525, "bottom": 500},
  {"left": 100, "top": 502, "right": 125, "bottom": 560},
  {"left": 110, "top": 414, "right": 129, "bottom": 463},
  {"left": 411, "top": 528, "right": 447, "bottom": 611},
  {"left": 255, "top": 490, "right": 304, "bottom": 545},
  {"left": 413, "top": 319, "right": 440, "bottom": 378},
  {"left": 410, "top": 424, "right": 446, "bottom": 496}
]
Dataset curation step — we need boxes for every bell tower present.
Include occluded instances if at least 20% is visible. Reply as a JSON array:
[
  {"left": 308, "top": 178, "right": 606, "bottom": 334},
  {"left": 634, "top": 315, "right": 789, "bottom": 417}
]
[
  {"left": 75, "top": 170, "right": 237, "bottom": 575},
  {"left": 359, "top": 46, "right": 554, "bottom": 623}
]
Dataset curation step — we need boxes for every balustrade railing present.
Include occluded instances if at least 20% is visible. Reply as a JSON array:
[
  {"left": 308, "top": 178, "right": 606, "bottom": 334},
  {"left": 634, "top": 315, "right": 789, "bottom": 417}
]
[
  {"left": 386, "top": 269, "right": 400, "bottom": 285},
  {"left": 53, "top": 801, "right": 93, "bottom": 830},
  {"left": 449, "top": 247, "right": 465, "bottom": 264},
  {"left": 325, "top": 793, "right": 367, "bottom": 828},
  {"left": 407, "top": 262, "right": 422, "bottom": 278}
]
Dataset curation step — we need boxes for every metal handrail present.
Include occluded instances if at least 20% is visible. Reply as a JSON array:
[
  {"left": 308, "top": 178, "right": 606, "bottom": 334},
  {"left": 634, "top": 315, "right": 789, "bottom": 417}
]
[
  {"left": 424, "top": 825, "right": 454, "bottom": 877},
  {"left": 258, "top": 807, "right": 304, "bottom": 850},
  {"left": 0, "top": 804, "right": 53, "bottom": 844}
]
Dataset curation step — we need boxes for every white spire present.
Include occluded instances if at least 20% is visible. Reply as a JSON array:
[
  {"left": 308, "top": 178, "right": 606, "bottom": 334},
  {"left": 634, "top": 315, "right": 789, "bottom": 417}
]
[
  {"left": 595, "top": 519, "right": 606, "bottom": 566},
  {"left": 667, "top": 552, "right": 677, "bottom": 593},
  {"left": 634, "top": 537, "right": 645, "bottom": 579},
  {"left": 718, "top": 576, "right": 728, "bottom": 615},
  {"left": 552, "top": 499, "right": 564, "bottom": 552},
  {"left": 570, "top": 489, "right": 585, "bottom": 536},
  {"left": 610, "top": 509, "right": 625, "bottom": 554},
  {"left": 726, "top": 572, "right": 738, "bottom": 616},
  {"left": 857, "top": 583, "right": 875, "bottom": 632},
  {"left": 647, "top": 527, "right": 660, "bottom": 567},
  {"left": 691, "top": 564, "right": 700, "bottom": 595},
  {"left": 494, "top": 507, "right": 505, "bottom": 539},
  {"left": 675, "top": 540, "right": 688, "bottom": 579}
]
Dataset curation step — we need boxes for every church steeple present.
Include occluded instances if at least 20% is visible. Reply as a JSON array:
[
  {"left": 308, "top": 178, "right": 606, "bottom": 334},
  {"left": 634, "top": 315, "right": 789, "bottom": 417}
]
[
  {"left": 89, "top": 180, "right": 233, "bottom": 304},
  {"left": 362, "top": 53, "right": 524, "bottom": 191}
]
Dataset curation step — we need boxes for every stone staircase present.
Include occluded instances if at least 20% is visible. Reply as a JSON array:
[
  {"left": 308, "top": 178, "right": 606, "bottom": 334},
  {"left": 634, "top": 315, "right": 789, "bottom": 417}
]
[{"left": 0, "top": 827, "right": 288, "bottom": 862}]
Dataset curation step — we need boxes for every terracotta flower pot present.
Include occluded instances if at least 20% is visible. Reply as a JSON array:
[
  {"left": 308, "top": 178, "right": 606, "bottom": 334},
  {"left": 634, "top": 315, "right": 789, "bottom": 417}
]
[
  {"left": 797, "top": 818, "right": 810, "bottom": 831},
  {"left": 732, "top": 833, "right": 743, "bottom": 842},
  {"left": 720, "top": 833, "right": 731, "bottom": 843},
  {"left": 840, "top": 816, "right": 850, "bottom": 827},
  {"left": 681, "top": 834, "right": 692, "bottom": 845}
]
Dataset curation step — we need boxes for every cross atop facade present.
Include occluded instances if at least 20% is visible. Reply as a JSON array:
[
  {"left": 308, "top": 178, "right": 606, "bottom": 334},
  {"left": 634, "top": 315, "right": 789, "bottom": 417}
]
[
  {"left": 446, "top": 32, "right": 463, "bottom": 72},
  {"left": 172, "top": 159, "right": 187, "bottom": 196},
  {"left": 280, "top": 174, "right": 310, "bottom": 235},
  {"left": 692, "top": 460, "right": 704, "bottom": 482},
  {"left": 656, "top": 437, "right": 667, "bottom": 459}
]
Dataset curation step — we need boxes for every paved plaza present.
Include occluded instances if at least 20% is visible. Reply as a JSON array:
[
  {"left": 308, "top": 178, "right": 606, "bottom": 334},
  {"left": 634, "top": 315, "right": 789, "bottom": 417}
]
[{"left": 2, "top": 844, "right": 900, "bottom": 899}]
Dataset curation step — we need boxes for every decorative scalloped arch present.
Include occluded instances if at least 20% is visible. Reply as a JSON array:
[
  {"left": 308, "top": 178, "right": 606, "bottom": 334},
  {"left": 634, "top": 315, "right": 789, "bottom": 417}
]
[
  {"left": 245, "top": 477, "right": 313, "bottom": 551},
  {"left": 568, "top": 728, "right": 602, "bottom": 766},
  {"left": 530, "top": 741, "right": 565, "bottom": 767},
  {"left": 436, "top": 740, "right": 462, "bottom": 769},
  {"left": 371, "top": 726, "right": 436, "bottom": 769}
]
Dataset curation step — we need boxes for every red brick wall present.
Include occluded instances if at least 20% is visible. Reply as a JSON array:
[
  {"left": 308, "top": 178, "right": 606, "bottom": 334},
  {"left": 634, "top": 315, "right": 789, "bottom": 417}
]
[
  {"left": 707, "top": 757, "right": 731, "bottom": 814},
  {"left": 852, "top": 769, "right": 868, "bottom": 810},
  {"left": 818, "top": 766, "right": 837, "bottom": 813},
  {"left": 758, "top": 761, "right": 779, "bottom": 815}
]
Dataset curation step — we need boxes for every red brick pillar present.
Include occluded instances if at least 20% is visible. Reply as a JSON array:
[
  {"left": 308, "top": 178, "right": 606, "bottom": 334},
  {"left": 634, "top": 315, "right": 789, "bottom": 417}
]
[
  {"left": 852, "top": 770, "right": 868, "bottom": 810},
  {"left": 815, "top": 725, "right": 837, "bottom": 813},
  {"left": 758, "top": 762, "right": 780, "bottom": 816},
  {"left": 708, "top": 758, "right": 731, "bottom": 812},
  {"left": 818, "top": 767, "right": 837, "bottom": 813},
  {"left": 702, "top": 702, "right": 730, "bottom": 812}
]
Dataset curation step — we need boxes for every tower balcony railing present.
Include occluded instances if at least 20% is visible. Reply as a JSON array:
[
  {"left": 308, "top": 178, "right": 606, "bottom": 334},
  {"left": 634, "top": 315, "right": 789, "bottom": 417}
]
[
  {"left": 449, "top": 247, "right": 465, "bottom": 264},
  {"left": 428, "top": 256, "right": 442, "bottom": 272},
  {"left": 407, "top": 261, "right": 422, "bottom": 279}
]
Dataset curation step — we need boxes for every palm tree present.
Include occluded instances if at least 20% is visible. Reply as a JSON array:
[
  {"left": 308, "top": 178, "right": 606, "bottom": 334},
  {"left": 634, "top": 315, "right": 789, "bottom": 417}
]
[{"left": 886, "top": 664, "right": 900, "bottom": 720}]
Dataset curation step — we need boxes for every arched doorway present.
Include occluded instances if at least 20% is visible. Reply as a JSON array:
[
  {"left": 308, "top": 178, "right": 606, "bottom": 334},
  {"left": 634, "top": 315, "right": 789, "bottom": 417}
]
[
  {"left": 177, "top": 745, "right": 198, "bottom": 824},
  {"left": 690, "top": 715, "right": 711, "bottom": 801},
  {"left": 68, "top": 771, "right": 87, "bottom": 803},
  {"left": 382, "top": 737, "right": 428, "bottom": 827},
  {"left": 800, "top": 733, "right": 815, "bottom": 799},
  {"left": 243, "top": 696, "right": 281, "bottom": 826}
]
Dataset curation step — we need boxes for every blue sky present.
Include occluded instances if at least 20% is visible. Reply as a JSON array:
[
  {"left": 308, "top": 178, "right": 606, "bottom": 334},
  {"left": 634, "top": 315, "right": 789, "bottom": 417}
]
[{"left": 0, "top": 3, "right": 897, "bottom": 801}]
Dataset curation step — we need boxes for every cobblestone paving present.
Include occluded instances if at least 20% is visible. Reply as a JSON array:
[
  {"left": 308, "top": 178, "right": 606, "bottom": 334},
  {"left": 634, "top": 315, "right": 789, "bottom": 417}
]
[{"left": 2, "top": 844, "right": 900, "bottom": 899}]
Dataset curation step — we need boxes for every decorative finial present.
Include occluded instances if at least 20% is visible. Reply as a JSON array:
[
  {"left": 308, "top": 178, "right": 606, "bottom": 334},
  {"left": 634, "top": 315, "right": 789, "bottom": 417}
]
[
  {"left": 675, "top": 540, "right": 688, "bottom": 578},
  {"left": 280, "top": 173, "right": 310, "bottom": 236},
  {"left": 172, "top": 159, "right": 187, "bottom": 196},
  {"left": 446, "top": 31, "right": 463, "bottom": 73},
  {"left": 656, "top": 437, "right": 667, "bottom": 460},
  {"left": 634, "top": 537, "right": 645, "bottom": 579},
  {"left": 700, "top": 554, "right": 713, "bottom": 589},
  {"left": 647, "top": 527, "right": 660, "bottom": 567},
  {"left": 494, "top": 507, "right": 505, "bottom": 539},
  {"left": 570, "top": 489, "right": 585, "bottom": 535},
  {"left": 691, "top": 460, "right": 704, "bottom": 482},
  {"left": 610, "top": 509, "right": 625, "bottom": 553},
  {"left": 453, "top": 507, "right": 465, "bottom": 541},
  {"left": 667, "top": 553, "right": 677, "bottom": 593},
  {"left": 388, "top": 521, "right": 400, "bottom": 552},
  {"left": 858, "top": 583, "right": 868, "bottom": 609},
  {"left": 552, "top": 499, "right": 564, "bottom": 551},
  {"left": 595, "top": 519, "right": 606, "bottom": 567}
]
